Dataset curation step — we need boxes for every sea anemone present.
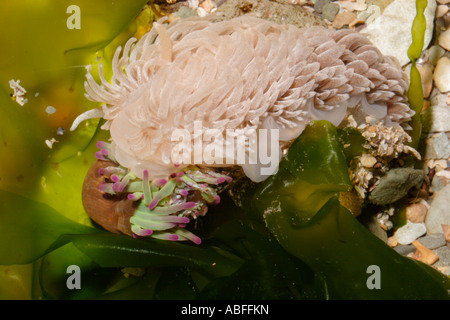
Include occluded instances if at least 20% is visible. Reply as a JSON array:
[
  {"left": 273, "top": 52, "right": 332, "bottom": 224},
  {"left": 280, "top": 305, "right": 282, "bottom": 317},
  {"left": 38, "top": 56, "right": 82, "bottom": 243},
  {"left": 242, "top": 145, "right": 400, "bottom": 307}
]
[{"left": 72, "top": 15, "right": 414, "bottom": 243}]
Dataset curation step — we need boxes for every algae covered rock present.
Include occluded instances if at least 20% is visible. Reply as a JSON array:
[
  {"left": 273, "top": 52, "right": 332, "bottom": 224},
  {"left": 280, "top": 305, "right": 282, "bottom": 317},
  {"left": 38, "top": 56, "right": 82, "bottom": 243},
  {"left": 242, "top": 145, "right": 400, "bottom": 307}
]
[{"left": 368, "top": 168, "right": 426, "bottom": 205}]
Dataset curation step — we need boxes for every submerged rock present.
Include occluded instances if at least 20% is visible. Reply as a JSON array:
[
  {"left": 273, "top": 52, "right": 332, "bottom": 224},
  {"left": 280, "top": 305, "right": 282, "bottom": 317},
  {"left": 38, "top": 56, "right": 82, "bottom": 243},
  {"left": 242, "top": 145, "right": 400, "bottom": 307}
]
[{"left": 368, "top": 168, "right": 426, "bottom": 205}]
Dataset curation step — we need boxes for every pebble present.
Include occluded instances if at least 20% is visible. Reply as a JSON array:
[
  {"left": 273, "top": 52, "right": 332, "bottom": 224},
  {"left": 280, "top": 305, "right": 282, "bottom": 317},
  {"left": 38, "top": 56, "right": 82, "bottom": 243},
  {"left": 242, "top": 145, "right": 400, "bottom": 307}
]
[
  {"left": 427, "top": 159, "right": 449, "bottom": 171},
  {"left": 393, "top": 244, "right": 416, "bottom": 256},
  {"left": 339, "top": 0, "right": 367, "bottom": 11},
  {"left": 406, "top": 202, "right": 428, "bottom": 223},
  {"left": 443, "top": 224, "right": 450, "bottom": 241},
  {"left": 430, "top": 171, "right": 450, "bottom": 193},
  {"left": 418, "top": 63, "right": 434, "bottom": 98},
  {"left": 314, "top": 0, "right": 331, "bottom": 14},
  {"left": 175, "top": 6, "right": 198, "bottom": 18},
  {"left": 435, "top": 168, "right": 450, "bottom": 177},
  {"left": 394, "top": 220, "right": 427, "bottom": 245},
  {"left": 360, "top": 154, "right": 377, "bottom": 168},
  {"left": 365, "top": 0, "right": 394, "bottom": 12},
  {"left": 332, "top": 11, "right": 359, "bottom": 29},
  {"left": 427, "top": 45, "right": 445, "bottom": 66},
  {"left": 422, "top": 132, "right": 450, "bottom": 160},
  {"left": 416, "top": 233, "right": 447, "bottom": 250},
  {"left": 433, "top": 245, "right": 450, "bottom": 271},
  {"left": 200, "top": 0, "right": 216, "bottom": 13},
  {"left": 368, "top": 168, "right": 426, "bottom": 205},
  {"left": 425, "top": 184, "right": 450, "bottom": 234},
  {"left": 436, "top": 5, "right": 449, "bottom": 18},
  {"left": 387, "top": 236, "right": 398, "bottom": 247},
  {"left": 361, "top": 0, "right": 436, "bottom": 66},
  {"left": 321, "top": 2, "right": 340, "bottom": 21},
  {"left": 405, "top": 62, "right": 434, "bottom": 98},
  {"left": 435, "top": 265, "right": 450, "bottom": 276},
  {"left": 442, "top": 11, "right": 450, "bottom": 29},
  {"left": 437, "top": 0, "right": 450, "bottom": 5},
  {"left": 429, "top": 87, "right": 449, "bottom": 106},
  {"left": 421, "top": 105, "right": 450, "bottom": 133},
  {"left": 357, "top": 5, "right": 380, "bottom": 22},
  {"left": 438, "top": 28, "right": 450, "bottom": 51},
  {"left": 406, "top": 62, "right": 433, "bottom": 98},
  {"left": 443, "top": 224, "right": 450, "bottom": 242},
  {"left": 433, "top": 56, "right": 450, "bottom": 93},
  {"left": 196, "top": 7, "right": 208, "bottom": 17}
]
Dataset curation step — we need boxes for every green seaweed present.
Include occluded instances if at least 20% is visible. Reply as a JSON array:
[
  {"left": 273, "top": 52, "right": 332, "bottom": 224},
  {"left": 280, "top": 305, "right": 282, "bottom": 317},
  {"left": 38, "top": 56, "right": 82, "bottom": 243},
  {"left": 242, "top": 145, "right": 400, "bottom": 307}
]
[
  {"left": 0, "top": 0, "right": 148, "bottom": 224},
  {"left": 253, "top": 121, "right": 450, "bottom": 299},
  {"left": 407, "top": 0, "right": 428, "bottom": 148}
]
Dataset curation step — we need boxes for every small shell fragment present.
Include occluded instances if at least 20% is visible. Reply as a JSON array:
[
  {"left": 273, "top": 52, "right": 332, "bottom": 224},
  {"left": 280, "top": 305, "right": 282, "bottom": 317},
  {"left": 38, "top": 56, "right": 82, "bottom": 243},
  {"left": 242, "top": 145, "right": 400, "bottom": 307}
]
[
  {"left": 9, "top": 79, "right": 27, "bottom": 106},
  {"left": 45, "top": 138, "right": 58, "bottom": 149}
]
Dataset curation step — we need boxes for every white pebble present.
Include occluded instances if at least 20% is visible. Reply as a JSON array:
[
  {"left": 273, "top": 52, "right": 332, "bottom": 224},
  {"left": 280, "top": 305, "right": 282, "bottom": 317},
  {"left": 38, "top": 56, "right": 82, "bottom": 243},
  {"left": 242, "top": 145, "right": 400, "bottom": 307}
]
[{"left": 394, "top": 220, "right": 427, "bottom": 245}]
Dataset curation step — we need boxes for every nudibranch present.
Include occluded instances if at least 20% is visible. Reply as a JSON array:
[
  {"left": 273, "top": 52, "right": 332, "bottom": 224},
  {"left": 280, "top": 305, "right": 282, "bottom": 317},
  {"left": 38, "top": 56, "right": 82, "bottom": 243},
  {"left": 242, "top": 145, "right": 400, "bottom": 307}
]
[{"left": 71, "top": 15, "right": 414, "bottom": 243}]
